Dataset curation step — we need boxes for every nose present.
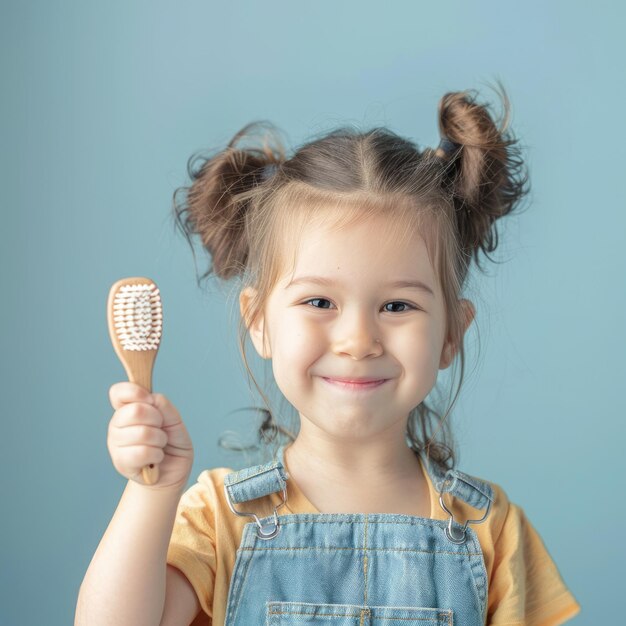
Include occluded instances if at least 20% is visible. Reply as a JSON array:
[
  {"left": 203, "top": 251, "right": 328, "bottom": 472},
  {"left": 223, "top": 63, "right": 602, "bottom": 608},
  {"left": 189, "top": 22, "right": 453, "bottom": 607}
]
[{"left": 331, "top": 308, "right": 383, "bottom": 360}]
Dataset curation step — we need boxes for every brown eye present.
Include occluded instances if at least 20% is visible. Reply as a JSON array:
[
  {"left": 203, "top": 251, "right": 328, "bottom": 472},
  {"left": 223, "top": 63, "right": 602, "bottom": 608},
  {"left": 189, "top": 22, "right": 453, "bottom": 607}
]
[
  {"left": 383, "top": 301, "right": 417, "bottom": 313},
  {"left": 304, "top": 298, "right": 334, "bottom": 309}
]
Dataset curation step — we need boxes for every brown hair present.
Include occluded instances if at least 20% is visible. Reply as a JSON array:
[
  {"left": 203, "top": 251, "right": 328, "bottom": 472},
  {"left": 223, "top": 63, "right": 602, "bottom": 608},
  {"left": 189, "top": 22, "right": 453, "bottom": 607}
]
[{"left": 173, "top": 80, "right": 530, "bottom": 473}]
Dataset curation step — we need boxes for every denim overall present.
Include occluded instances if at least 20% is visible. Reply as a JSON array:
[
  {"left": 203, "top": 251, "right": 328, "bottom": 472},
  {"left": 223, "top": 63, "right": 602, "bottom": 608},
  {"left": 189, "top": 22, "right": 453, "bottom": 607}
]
[{"left": 223, "top": 444, "right": 494, "bottom": 625}]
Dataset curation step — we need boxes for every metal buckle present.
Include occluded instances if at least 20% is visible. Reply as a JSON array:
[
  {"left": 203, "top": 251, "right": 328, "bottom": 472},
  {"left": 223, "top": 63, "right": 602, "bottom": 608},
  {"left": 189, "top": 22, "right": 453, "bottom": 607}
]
[
  {"left": 438, "top": 485, "right": 491, "bottom": 545},
  {"left": 224, "top": 469, "right": 288, "bottom": 540}
]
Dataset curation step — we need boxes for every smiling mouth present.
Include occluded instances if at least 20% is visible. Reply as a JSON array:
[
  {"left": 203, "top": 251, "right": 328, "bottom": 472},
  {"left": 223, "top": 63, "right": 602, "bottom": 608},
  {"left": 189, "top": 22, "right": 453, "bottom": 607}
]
[{"left": 321, "top": 377, "right": 389, "bottom": 391}]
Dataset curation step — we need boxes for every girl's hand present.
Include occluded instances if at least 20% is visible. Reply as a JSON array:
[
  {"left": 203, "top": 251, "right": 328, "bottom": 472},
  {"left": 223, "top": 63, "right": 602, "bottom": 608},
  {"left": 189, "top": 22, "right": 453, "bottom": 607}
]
[{"left": 107, "top": 382, "right": 194, "bottom": 491}]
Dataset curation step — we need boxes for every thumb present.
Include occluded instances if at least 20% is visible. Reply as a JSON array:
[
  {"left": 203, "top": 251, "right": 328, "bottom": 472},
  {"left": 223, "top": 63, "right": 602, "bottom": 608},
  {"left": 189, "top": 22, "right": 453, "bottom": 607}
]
[{"left": 150, "top": 392, "right": 184, "bottom": 429}]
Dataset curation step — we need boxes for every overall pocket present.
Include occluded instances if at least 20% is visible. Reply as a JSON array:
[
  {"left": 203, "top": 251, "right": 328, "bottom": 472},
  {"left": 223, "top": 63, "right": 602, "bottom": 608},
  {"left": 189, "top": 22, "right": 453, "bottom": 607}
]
[{"left": 266, "top": 601, "right": 453, "bottom": 625}]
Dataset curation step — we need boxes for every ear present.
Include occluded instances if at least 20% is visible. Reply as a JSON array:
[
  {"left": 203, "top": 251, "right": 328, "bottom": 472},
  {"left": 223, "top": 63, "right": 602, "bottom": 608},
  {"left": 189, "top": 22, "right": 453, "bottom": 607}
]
[
  {"left": 239, "top": 286, "right": 271, "bottom": 359},
  {"left": 439, "top": 299, "right": 475, "bottom": 369}
]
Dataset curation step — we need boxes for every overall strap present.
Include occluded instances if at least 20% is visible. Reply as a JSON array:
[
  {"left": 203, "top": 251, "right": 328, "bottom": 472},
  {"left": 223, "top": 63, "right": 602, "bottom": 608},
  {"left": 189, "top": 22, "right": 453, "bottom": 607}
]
[
  {"left": 416, "top": 448, "right": 495, "bottom": 544},
  {"left": 223, "top": 457, "right": 289, "bottom": 541},
  {"left": 224, "top": 458, "right": 289, "bottom": 503}
]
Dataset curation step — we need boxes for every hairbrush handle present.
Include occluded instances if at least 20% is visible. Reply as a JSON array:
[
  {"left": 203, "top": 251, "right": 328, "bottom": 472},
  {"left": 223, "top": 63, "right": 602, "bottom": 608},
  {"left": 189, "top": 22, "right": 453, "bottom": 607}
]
[{"left": 106, "top": 277, "right": 163, "bottom": 485}]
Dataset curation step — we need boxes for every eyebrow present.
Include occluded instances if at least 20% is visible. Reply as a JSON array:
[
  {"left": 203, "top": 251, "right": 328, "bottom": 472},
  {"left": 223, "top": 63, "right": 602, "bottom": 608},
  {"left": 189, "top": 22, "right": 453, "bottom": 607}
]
[{"left": 285, "top": 275, "right": 435, "bottom": 296}]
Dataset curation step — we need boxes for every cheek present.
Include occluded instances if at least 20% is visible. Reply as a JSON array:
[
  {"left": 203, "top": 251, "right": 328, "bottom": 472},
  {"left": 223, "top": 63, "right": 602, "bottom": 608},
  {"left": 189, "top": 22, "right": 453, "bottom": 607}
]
[
  {"left": 394, "top": 323, "right": 443, "bottom": 371},
  {"left": 270, "top": 317, "right": 326, "bottom": 411},
  {"left": 271, "top": 314, "right": 325, "bottom": 370}
]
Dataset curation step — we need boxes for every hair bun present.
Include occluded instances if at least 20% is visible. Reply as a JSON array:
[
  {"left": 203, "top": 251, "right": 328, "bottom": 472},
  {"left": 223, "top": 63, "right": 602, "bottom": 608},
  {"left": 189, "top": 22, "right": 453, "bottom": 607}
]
[
  {"left": 436, "top": 82, "right": 530, "bottom": 270},
  {"left": 172, "top": 121, "right": 287, "bottom": 281}
]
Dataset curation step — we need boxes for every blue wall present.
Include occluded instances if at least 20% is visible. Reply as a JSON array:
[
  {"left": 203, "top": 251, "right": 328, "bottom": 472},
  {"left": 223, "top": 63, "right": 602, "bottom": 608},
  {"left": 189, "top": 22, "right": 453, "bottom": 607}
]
[{"left": 2, "top": 1, "right": 623, "bottom": 624}]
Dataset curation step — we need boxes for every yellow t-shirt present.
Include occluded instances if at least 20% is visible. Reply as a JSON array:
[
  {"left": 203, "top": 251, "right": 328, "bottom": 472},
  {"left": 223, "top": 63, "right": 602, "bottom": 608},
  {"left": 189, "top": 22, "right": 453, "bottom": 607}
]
[{"left": 167, "top": 453, "right": 581, "bottom": 626}]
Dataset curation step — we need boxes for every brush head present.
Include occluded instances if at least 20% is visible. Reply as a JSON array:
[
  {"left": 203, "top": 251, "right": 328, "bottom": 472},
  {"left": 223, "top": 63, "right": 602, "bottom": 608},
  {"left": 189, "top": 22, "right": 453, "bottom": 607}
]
[
  {"left": 107, "top": 277, "right": 163, "bottom": 391},
  {"left": 113, "top": 281, "right": 163, "bottom": 351}
]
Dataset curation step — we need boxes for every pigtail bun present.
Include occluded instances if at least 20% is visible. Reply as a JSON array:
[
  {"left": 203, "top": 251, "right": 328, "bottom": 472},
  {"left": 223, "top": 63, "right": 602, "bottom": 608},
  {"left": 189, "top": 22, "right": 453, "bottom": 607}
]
[
  {"left": 436, "top": 82, "right": 530, "bottom": 271},
  {"left": 173, "top": 121, "right": 286, "bottom": 281}
]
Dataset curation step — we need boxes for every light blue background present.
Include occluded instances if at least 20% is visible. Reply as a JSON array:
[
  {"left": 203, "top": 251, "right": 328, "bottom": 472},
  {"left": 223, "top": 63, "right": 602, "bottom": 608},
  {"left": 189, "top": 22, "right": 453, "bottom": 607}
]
[{"left": 1, "top": 1, "right": 624, "bottom": 624}]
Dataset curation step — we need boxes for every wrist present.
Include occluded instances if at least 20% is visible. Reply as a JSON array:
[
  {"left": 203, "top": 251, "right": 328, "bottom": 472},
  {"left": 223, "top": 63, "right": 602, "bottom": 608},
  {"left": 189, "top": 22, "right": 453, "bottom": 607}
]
[{"left": 126, "top": 477, "right": 189, "bottom": 503}]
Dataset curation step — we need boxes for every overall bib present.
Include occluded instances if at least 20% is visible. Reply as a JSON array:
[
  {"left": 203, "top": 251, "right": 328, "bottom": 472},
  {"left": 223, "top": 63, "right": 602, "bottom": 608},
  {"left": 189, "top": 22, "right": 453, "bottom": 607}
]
[{"left": 222, "top": 444, "right": 494, "bottom": 625}]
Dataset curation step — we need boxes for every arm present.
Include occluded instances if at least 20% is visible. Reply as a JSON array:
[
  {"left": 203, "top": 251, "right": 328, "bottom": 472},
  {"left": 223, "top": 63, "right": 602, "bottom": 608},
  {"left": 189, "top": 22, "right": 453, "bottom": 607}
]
[
  {"left": 161, "top": 565, "right": 202, "bottom": 626},
  {"left": 76, "top": 383, "right": 198, "bottom": 626},
  {"left": 75, "top": 480, "right": 200, "bottom": 626}
]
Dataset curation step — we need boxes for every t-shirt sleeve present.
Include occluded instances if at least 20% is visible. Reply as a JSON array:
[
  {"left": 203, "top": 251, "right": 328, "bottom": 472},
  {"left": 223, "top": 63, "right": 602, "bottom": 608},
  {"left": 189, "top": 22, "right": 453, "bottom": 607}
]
[
  {"left": 487, "top": 501, "right": 581, "bottom": 626},
  {"left": 166, "top": 471, "right": 217, "bottom": 623}
]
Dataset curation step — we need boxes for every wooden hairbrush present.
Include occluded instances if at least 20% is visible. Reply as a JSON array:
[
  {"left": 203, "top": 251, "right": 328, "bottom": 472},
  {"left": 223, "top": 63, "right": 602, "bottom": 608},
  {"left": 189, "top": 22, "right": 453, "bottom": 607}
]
[{"left": 106, "top": 277, "right": 163, "bottom": 485}]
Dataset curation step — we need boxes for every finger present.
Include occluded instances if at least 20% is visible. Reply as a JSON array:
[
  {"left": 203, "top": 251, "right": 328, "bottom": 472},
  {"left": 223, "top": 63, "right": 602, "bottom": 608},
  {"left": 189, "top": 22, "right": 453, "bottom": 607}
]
[
  {"left": 115, "top": 446, "right": 166, "bottom": 474},
  {"left": 110, "top": 424, "right": 169, "bottom": 449},
  {"left": 111, "top": 401, "right": 163, "bottom": 429},
  {"left": 109, "top": 382, "right": 154, "bottom": 410}
]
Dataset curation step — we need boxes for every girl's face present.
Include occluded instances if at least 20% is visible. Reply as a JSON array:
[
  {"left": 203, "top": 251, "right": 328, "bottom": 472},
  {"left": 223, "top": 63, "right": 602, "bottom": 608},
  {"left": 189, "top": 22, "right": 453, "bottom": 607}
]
[{"left": 241, "top": 211, "right": 471, "bottom": 445}]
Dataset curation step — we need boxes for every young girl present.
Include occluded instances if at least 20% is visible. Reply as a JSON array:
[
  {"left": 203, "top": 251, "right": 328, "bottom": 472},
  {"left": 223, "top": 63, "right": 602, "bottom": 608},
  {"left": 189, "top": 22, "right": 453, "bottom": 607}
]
[{"left": 76, "top": 85, "right": 582, "bottom": 626}]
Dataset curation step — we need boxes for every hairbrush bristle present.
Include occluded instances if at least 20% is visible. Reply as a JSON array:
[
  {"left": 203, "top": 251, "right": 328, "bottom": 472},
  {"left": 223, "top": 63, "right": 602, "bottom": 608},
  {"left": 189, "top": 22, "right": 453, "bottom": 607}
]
[{"left": 113, "top": 283, "right": 163, "bottom": 351}]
